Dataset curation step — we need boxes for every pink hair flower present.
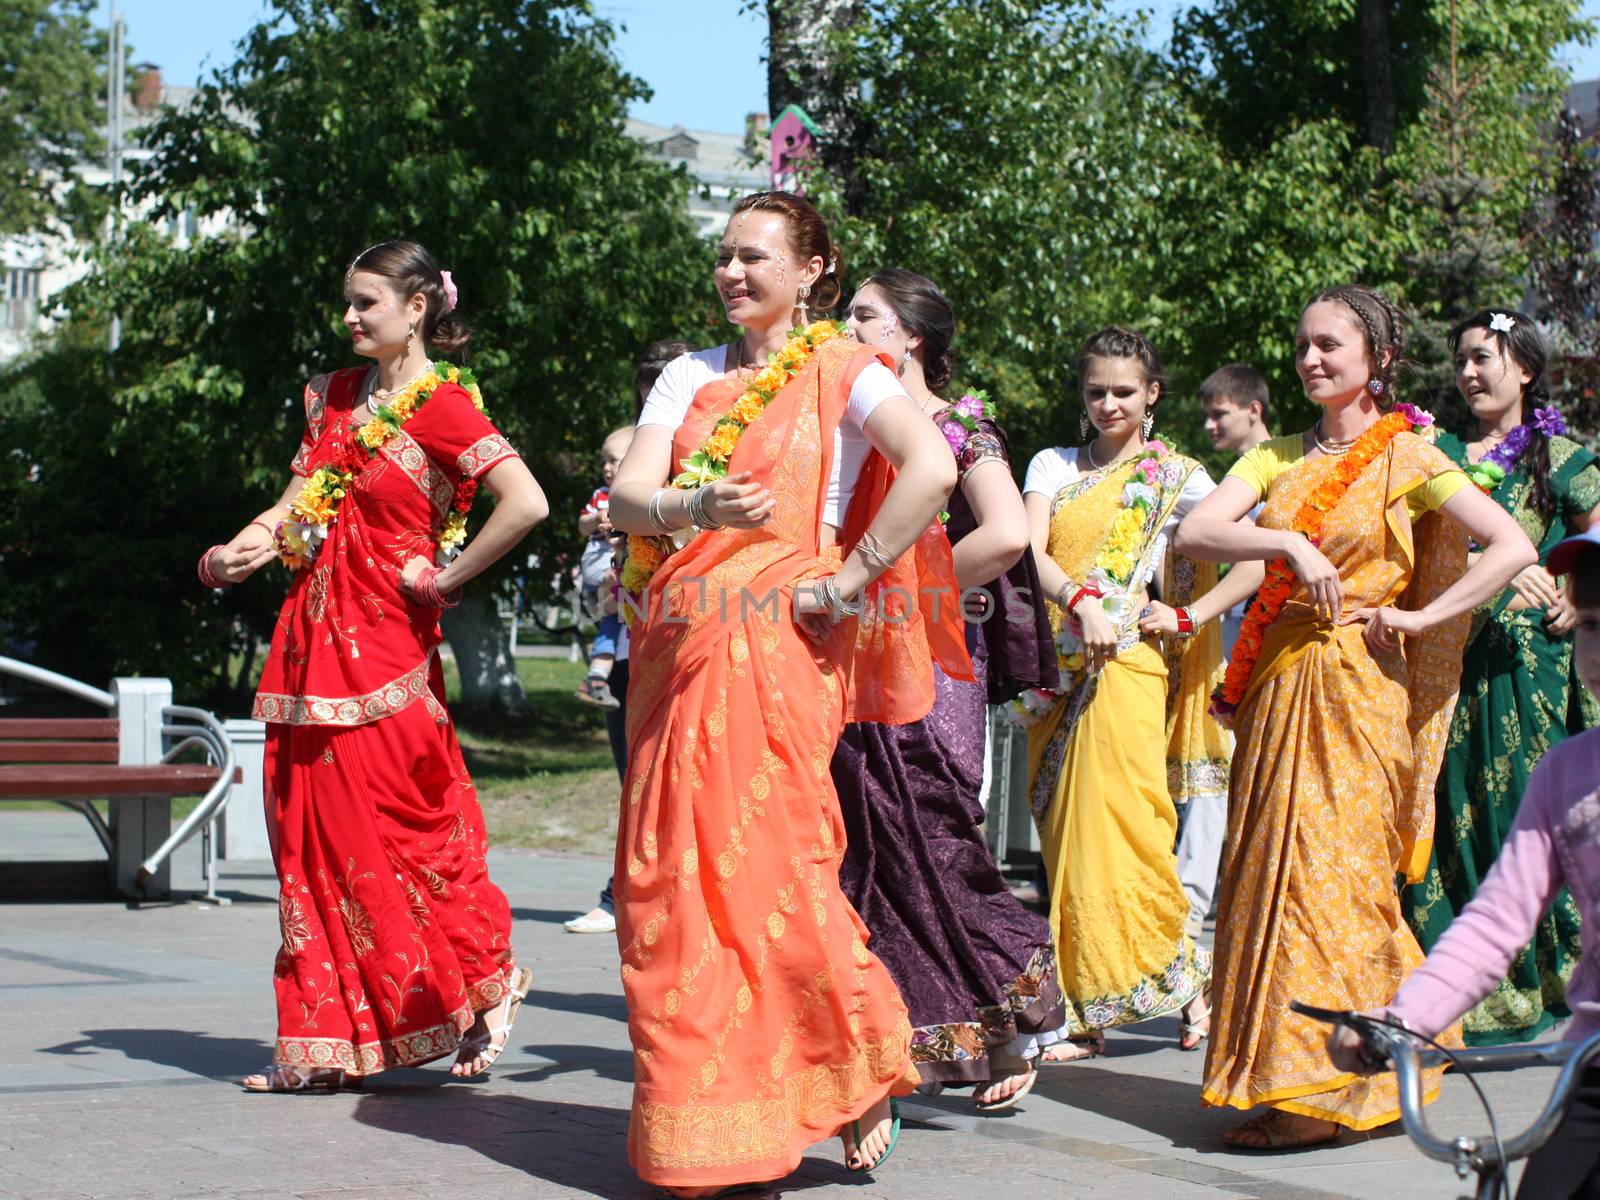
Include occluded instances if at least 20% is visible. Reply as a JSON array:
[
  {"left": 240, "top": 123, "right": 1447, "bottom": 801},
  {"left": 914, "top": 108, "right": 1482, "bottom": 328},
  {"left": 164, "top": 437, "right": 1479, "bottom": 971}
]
[{"left": 440, "top": 270, "right": 459, "bottom": 313}]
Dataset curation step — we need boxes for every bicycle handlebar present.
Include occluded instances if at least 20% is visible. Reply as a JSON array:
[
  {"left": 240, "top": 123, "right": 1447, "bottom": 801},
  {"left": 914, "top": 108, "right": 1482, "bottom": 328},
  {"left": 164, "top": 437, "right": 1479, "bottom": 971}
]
[{"left": 1292, "top": 1001, "right": 1600, "bottom": 1173}]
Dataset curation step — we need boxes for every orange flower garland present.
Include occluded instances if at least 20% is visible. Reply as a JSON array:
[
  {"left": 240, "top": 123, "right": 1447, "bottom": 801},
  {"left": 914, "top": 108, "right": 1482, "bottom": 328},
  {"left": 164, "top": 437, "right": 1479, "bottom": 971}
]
[{"left": 1211, "top": 408, "right": 1426, "bottom": 720}]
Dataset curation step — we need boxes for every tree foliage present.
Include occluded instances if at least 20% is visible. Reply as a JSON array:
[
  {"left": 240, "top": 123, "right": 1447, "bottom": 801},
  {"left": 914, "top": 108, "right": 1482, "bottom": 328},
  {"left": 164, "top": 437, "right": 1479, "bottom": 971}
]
[
  {"left": 0, "top": 0, "right": 709, "bottom": 707},
  {"left": 0, "top": 0, "right": 107, "bottom": 237}
]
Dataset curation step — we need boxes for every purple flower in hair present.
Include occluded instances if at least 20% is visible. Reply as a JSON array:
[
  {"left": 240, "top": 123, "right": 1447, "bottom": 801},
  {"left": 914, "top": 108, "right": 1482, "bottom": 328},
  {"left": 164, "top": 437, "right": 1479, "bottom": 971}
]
[{"left": 1533, "top": 405, "right": 1567, "bottom": 438}]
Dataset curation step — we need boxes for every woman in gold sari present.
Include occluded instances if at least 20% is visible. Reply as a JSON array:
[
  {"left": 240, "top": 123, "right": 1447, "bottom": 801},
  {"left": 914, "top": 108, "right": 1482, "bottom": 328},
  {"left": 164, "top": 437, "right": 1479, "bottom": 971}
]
[
  {"left": 1022, "top": 327, "right": 1264, "bottom": 1062},
  {"left": 1175, "top": 284, "right": 1537, "bottom": 1149},
  {"left": 608, "top": 191, "right": 966, "bottom": 1195}
]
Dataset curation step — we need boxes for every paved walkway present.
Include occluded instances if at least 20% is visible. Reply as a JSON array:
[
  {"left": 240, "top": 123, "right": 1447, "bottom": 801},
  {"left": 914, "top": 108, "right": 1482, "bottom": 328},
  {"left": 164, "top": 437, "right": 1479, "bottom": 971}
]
[{"left": 0, "top": 812, "right": 1561, "bottom": 1199}]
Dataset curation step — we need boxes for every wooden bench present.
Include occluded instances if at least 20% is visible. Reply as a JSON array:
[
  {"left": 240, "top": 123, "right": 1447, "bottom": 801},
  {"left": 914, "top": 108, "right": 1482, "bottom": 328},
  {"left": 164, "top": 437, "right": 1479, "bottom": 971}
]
[{"left": 0, "top": 717, "right": 233, "bottom": 899}]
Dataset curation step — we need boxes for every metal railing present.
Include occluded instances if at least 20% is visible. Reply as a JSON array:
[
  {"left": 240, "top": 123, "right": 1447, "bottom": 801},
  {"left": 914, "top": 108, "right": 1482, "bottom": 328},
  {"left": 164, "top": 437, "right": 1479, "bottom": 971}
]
[{"left": 141, "top": 704, "right": 236, "bottom": 905}]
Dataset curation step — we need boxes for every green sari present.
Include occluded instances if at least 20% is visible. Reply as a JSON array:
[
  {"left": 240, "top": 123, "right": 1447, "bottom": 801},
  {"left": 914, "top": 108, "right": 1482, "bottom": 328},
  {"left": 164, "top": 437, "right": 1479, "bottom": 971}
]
[{"left": 1403, "top": 430, "right": 1600, "bottom": 1044}]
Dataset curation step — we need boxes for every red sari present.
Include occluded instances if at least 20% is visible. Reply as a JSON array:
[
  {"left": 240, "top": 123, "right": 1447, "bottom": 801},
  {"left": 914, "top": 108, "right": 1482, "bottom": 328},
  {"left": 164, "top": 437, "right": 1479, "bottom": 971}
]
[
  {"left": 617, "top": 340, "right": 969, "bottom": 1187},
  {"left": 255, "top": 366, "right": 520, "bottom": 1075}
]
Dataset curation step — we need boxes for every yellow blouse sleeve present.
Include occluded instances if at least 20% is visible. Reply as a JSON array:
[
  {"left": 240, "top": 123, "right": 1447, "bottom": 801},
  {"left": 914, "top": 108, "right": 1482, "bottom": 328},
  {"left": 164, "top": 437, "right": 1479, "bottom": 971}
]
[
  {"left": 1226, "top": 435, "right": 1301, "bottom": 502},
  {"left": 1405, "top": 469, "right": 1470, "bottom": 518}
]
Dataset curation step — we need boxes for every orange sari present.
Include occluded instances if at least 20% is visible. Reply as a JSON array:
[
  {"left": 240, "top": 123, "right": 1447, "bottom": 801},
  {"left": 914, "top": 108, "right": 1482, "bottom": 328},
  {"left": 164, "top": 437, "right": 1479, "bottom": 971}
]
[
  {"left": 1202, "top": 431, "right": 1469, "bottom": 1129},
  {"left": 616, "top": 340, "right": 964, "bottom": 1187}
]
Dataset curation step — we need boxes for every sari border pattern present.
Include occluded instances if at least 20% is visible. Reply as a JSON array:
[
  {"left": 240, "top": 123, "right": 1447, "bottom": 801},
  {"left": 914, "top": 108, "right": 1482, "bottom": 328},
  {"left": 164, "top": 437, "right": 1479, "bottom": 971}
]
[{"left": 253, "top": 655, "right": 435, "bottom": 727}]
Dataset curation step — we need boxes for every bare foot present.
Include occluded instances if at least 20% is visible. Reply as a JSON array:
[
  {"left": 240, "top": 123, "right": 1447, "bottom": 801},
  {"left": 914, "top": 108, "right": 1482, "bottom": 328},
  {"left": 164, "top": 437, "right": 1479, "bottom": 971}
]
[
  {"left": 1223, "top": 1110, "right": 1339, "bottom": 1150},
  {"left": 451, "top": 966, "right": 532, "bottom": 1078},
  {"left": 240, "top": 1065, "right": 353, "bottom": 1092},
  {"left": 975, "top": 1064, "right": 1036, "bottom": 1111},
  {"left": 1179, "top": 990, "right": 1211, "bottom": 1051},
  {"left": 840, "top": 1095, "right": 895, "bottom": 1171},
  {"left": 1038, "top": 1031, "right": 1105, "bottom": 1063}
]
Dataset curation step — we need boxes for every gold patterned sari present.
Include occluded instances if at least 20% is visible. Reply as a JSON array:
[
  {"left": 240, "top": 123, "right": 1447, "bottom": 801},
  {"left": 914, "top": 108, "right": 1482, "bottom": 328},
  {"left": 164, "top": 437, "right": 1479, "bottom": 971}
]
[
  {"left": 1202, "top": 432, "right": 1468, "bottom": 1129},
  {"left": 1025, "top": 452, "right": 1226, "bottom": 1031}
]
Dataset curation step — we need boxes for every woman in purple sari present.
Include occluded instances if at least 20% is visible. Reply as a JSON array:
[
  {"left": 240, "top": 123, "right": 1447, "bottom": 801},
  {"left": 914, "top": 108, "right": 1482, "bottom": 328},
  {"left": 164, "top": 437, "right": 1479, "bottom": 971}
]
[{"left": 833, "top": 268, "right": 1063, "bottom": 1110}]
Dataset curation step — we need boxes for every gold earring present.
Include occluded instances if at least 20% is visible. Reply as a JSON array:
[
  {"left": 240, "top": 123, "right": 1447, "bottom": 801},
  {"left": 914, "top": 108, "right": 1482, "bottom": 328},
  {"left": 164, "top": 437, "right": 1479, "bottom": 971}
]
[{"left": 796, "top": 283, "right": 811, "bottom": 324}]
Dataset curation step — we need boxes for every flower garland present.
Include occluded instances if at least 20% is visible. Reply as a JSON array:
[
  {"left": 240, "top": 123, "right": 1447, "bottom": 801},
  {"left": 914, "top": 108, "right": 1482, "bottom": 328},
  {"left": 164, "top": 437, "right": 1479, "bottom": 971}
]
[
  {"left": 1052, "top": 440, "right": 1170, "bottom": 675},
  {"left": 936, "top": 390, "right": 996, "bottom": 454},
  {"left": 619, "top": 320, "right": 847, "bottom": 599},
  {"left": 1464, "top": 406, "right": 1567, "bottom": 493},
  {"left": 1209, "top": 403, "right": 1434, "bottom": 721},
  {"left": 276, "top": 362, "right": 486, "bottom": 571}
]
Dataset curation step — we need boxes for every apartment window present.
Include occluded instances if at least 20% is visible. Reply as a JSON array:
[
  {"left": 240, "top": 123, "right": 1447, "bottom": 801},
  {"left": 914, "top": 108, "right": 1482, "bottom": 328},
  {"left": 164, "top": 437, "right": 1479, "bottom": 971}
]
[{"left": 3, "top": 268, "right": 41, "bottom": 332}]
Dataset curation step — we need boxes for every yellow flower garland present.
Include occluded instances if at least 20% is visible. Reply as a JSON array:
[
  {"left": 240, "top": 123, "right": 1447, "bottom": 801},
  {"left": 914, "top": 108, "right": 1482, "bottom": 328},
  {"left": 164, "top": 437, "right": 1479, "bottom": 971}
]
[
  {"left": 620, "top": 320, "right": 846, "bottom": 604},
  {"left": 278, "top": 362, "right": 486, "bottom": 570}
]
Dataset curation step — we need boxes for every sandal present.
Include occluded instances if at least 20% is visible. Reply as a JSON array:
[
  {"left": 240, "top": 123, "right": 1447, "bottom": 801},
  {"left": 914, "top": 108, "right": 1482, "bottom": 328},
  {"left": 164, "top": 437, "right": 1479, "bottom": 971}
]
[
  {"left": 452, "top": 965, "right": 533, "bottom": 1077},
  {"left": 975, "top": 1061, "right": 1037, "bottom": 1113},
  {"left": 1179, "top": 987, "right": 1212, "bottom": 1052},
  {"left": 1223, "top": 1110, "right": 1340, "bottom": 1151},
  {"left": 241, "top": 1064, "right": 361, "bottom": 1093},
  {"left": 845, "top": 1096, "right": 901, "bottom": 1173},
  {"left": 1038, "top": 1031, "right": 1105, "bottom": 1063}
]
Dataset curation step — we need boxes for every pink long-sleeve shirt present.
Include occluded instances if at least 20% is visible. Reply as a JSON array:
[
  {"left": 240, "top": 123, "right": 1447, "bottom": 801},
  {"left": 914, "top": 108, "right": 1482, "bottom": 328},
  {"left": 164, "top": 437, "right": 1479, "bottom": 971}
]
[{"left": 1390, "top": 729, "right": 1600, "bottom": 1042}]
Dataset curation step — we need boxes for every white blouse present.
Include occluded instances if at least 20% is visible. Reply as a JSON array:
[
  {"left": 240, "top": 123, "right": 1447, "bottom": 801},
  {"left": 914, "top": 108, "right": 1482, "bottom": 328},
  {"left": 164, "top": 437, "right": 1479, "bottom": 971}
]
[
  {"left": 637, "top": 346, "right": 906, "bottom": 526},
  {"left": 1023, "top": 445, "right": 1216, "bottom": 587}
]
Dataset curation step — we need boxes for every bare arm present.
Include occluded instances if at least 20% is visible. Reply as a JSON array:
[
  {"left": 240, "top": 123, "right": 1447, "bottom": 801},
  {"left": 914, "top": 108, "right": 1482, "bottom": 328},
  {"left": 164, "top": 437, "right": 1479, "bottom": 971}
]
[
  {"left": 1347, "top": 484, "right": 1538, "bottom": 650},
  {"left": 609, "top": 424, "right": 776, "bottom": 536},
  {"left": 1188, "top": 559, "right": 1266, "bottom": 626},
  {"left": 950, "top": 459, "right": 1029, "bottom": 591},
  {"left": 1024, "top": 490, "right": 1069, "bottom": 604},
  {"left": 205, "top": 477, "right": 302, "bottom": 585},
  {"left": 416, "top": 457, "right": 549, "bottom": 594}
]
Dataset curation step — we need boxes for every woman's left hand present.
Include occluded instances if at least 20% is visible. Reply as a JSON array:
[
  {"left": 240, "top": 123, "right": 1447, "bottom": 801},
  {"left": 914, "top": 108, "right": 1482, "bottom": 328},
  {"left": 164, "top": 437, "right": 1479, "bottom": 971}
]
[
  {"left": 1546, "top": 589, "right": 1580, "bottom": 636},
  {"left": 794, "top": 579, "right": 843, "bottom": 645},
  {"left": 400, "top": 555, "right": 434, "bottom": 597},
  {"left": 1342, "top": 605, "right": 1429, "bottom": 651},
  {"left": 1138, "top": 601, "right": 1179, "bottom": 635}
]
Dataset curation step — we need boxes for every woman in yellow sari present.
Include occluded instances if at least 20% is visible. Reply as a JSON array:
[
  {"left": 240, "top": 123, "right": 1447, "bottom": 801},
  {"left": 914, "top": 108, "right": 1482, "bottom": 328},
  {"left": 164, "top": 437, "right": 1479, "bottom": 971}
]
[
  {"left": 608, "top": 191, "right": 966, "bottom": 1195},
  {"left": 1175, "top": 284, "right": 1538, "bottom": 1149},
  {"left": 1022, "top": 327, "right": 1264, "bottom": 1062}
]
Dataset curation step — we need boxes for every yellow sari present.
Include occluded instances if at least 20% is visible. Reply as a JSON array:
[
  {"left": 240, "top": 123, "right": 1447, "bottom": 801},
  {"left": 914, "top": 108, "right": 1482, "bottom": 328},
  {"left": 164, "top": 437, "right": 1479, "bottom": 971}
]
[
  {"left": 1201, "top": 431, "right": 1469, "bottom": 1129},
  {"left": 1026, "top": 451, "right": 1226, "bottom": 1031}
]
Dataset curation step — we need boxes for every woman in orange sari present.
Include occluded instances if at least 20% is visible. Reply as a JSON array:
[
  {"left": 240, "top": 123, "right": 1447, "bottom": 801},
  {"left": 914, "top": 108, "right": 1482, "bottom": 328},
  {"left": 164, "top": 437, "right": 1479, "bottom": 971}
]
[
  {"left": 608, "top": 191, "right": 965, "bottom": 1195},
  {"left": 1175, "top": 284, "right": 1537, "bottom": 1149}
]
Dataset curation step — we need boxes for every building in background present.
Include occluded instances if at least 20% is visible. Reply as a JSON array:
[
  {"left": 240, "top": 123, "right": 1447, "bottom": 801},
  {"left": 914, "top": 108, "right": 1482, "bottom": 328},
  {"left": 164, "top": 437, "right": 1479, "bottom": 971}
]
[{"left": 624, "top": 115, "right": 770, "bottom": 235}]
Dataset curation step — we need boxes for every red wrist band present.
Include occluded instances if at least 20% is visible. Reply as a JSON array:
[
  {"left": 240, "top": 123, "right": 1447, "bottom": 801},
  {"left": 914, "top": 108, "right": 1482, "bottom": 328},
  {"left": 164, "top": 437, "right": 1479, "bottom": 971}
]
[
  {"left": 249, "top": 520, "right": 275, "bottom": 540},
  {"left": 415, "top": 565, "right": 461, "bottom": 610},
  {"left": 1174, "top": 605, "right": 1196, "bottom": 636}
]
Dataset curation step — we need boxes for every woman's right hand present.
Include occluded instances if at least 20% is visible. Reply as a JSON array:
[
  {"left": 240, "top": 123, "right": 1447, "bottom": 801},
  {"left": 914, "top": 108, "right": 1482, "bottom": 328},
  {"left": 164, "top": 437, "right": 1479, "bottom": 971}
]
[
  {"left": 1284, "top": 536, "right": 1343, "bottom": 621},
  {"left": 1076, "top": 599, "right": 1119, "bottom": 674},
  {"left": 1508, "top": 563, "right": 1562, "bottom": 611},
  {"left": 1326, "top": 1011, "right": 1389, "bottom": 1077},
  {"left": 703, "top": 471, "right": 775, "bottom": 529},
  {"left": 210, "top": 538, "right": 278, "bottom": 584}
]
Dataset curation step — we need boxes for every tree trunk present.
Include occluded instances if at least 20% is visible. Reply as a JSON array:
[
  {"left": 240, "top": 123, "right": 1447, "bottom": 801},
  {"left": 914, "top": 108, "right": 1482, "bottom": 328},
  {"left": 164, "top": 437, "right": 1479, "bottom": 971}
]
[
  {"left": 767, "top": 0, "right": 868, "bottom": 210},
  {"left": 1358, "top": 0, "right": 1397, "bottom": 152},
  {"left": 441, "top": 589, "right": 526, "bottom": 716}
]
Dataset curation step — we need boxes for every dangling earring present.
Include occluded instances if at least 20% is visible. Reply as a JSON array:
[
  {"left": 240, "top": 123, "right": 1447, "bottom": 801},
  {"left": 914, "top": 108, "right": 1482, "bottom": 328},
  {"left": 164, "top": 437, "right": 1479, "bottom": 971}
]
[
  {"left": 1079, "top": 413, "right": 1090, "bottom": 440},
  {"left": 898, "top": 349, "right": 912, "bottom": 377},
  {"left": 1367, "top": 377, "right": 1385, "bottom": 397},
  {"left": 405, "top": 321, "right": 417, "bottom": 349},
  {"left": 796, "top": 283, "right": 811, "bottom": 324},
  {"left": 1142, "top": 411, "right": 1154, "bottom": 439}
]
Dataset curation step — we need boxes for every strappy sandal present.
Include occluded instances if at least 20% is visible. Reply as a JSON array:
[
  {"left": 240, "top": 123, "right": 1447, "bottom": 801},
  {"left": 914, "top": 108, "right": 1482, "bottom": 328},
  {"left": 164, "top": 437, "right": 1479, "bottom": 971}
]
[
  {"left": 1179, "top": 987, "right": 1212, "bottom": 1052},
  {"left": 1039, "top": 1030, "right": 1105, "bottom": 1063},
  {"left": 452, "top": 965, "right": 532, "bottom": 1077},
  {"left": 845, "top": 1096, "right": 902, "bottom": 1173},
  {"left": 241, "top": 1064, "right": 361, "bottom": 1093},
  {"left": 1222, "top": 1110, "right": 1340, "bottom": 1151},
  {"left": 975, "top": 1061, "right": 1038, "bottom": 1113}
]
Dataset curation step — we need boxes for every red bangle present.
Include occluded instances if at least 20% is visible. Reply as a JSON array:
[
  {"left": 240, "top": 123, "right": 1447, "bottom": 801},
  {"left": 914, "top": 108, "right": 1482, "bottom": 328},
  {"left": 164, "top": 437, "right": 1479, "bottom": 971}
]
[
  {"left": 249, "top": 520, "right": 275, "bottom": 541},
  {"left": 414, "top": 565, "right": 461, "bottom": 610},
  {"left": 197, "top": 545, "right": 228, "bottom": 590},
  {"left": 1174, "top": 605, "right": 1196, "bottom": 637},
  {"left": 1064, "top": 582, "right": 1101, "bottom": 613}
]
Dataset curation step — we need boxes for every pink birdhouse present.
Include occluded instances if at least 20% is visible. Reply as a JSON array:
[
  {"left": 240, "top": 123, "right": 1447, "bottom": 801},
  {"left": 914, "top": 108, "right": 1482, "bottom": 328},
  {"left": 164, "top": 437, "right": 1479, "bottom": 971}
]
[{"left": 770, "top": 104, "right": 821, "bottom": 194}]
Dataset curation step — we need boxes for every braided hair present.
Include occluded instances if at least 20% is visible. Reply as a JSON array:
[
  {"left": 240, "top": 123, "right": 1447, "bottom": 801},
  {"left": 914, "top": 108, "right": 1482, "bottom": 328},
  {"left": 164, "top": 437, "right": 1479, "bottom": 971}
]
[
  {"left": 1309, "top": 284, "right": 1407, "bottom": 408},
  {"left": 1449, "top": 309, "right": 1557, "bottom": 521}
]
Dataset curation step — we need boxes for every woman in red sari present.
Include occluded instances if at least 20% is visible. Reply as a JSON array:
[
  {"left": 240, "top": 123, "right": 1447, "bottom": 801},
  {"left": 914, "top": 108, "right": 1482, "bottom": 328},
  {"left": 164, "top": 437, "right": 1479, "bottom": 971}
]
[
  {"left": 198, "top": 240, "right": 548, "bottom": 1091},
  {"left": 608, "top": 191, "right": 964, "bottom": 1195}
]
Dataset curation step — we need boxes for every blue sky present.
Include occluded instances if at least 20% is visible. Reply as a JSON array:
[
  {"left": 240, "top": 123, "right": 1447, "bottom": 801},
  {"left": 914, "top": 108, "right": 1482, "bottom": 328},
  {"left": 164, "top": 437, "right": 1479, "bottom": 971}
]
[{"left": 113, "top": 0, "right": 1600, "bottom": 134}]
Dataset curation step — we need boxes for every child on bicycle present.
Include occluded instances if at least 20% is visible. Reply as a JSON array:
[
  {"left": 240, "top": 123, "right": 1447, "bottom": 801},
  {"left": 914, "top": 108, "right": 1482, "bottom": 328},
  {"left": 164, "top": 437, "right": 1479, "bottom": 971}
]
[{"left": 1329, "top": 529, "right": 1600, "bottom": 1199}]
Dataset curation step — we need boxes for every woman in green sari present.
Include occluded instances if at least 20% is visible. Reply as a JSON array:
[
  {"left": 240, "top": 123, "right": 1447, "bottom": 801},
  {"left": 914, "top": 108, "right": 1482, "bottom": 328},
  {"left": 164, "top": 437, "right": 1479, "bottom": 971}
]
[{"left": 1404, "top": 308, "right": 1600, "bottom": 1045}]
